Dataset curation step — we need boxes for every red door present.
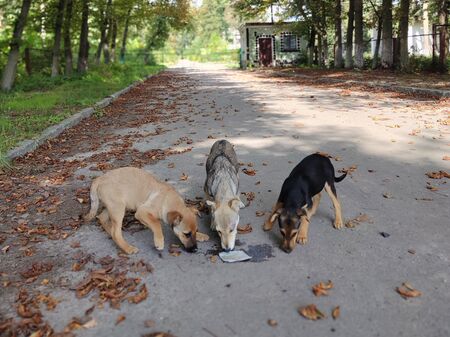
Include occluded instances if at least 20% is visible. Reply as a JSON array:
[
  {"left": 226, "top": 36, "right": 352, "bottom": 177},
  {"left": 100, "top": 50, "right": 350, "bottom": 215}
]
[{"left": 259, "top": 38, "right": 273, "bottom": 66}]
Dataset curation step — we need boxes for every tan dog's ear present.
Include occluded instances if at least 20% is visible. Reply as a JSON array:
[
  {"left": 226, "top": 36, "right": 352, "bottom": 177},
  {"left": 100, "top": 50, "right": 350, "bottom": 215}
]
[
  {"left": 167, "top": 211, "right": 183, "bottom": 228},
  {"left": 190, "top": 207, "right": 200, "bottom": 216},
  {"left": 206, "top": 200, "right": 216, "bottom": 210},
  {"left": 228, "top": 198, "right": 244, "bottom": 212}
]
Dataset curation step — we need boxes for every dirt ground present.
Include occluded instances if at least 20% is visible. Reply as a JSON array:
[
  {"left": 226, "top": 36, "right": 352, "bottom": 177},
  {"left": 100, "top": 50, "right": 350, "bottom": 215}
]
[{"left": 1, "top": 61, "right": 449, "bottom": 337}]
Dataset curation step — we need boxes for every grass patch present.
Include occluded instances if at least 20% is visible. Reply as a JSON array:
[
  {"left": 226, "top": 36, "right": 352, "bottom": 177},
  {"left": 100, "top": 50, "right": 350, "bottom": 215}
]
[{"left": 0, "top": 62, "right": 165, "bottom": 163}]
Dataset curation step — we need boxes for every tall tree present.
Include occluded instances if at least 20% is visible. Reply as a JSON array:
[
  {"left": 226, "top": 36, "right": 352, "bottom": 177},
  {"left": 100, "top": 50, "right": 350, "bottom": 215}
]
[
  {"left": 77, "top": 0, "right": 89, "bottom": 73},
  {"left": 399, "top": 0, "right": 410, "bottom": 70},
  {"left": 95, "top": 1, "right": 108, "bottom": 64},
  {"left": 437, "top": 0, "right": 448, "bottom": 71},
  {"left": 345, "top": 0, "right": 355, "bottom": 68},
  {"left": 370, "top": 0, "right": 383, "bottom": 69},
  {"left": 354, "top": 0, "right": 363, "bottom": 68},
  {"left": 1, "top": 0, "right": 33, "bottom": 91},
  {"left": 51, "top": 0, "right": 67, "bottom": 77},
  {"left": 381, "top": 0, "right": 393, "bottom": 68},
  {"left": 63, "top": 0, "right": 74, "bottom": 76},
  {"left": 119, "top": 7, "right": 132, "bottom": 62},
  {"left": 110, "top": 19, "right": 117, "bottom": 62},
  {"left": 422, "top": 0, "right": 430, "bottom": 55},
  {"left": 334, "top": 0, "right": 343, "bottom": 68}
]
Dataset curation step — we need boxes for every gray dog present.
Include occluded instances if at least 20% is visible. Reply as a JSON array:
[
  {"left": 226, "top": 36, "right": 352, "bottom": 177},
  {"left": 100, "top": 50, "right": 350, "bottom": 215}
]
[{"left": 204, "top": 140, "right": 245, "bottom": 251}]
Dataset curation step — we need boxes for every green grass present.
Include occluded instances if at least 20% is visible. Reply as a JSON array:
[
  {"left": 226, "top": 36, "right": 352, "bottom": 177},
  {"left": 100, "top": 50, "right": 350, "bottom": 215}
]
[{"left": 0, "top": 62, "right": 165, "bottom": 163}]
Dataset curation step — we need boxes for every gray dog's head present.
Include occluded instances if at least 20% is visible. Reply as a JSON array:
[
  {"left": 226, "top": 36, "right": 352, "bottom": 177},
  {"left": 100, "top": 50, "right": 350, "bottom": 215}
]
[{"left": 207, "top": 197, "right": 245, "bottom": 251}]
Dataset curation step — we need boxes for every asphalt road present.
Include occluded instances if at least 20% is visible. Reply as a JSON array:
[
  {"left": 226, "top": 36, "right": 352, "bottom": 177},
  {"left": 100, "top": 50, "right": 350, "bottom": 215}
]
[{"left": 1, "top": 62, "right": 449, "bottom": 337}]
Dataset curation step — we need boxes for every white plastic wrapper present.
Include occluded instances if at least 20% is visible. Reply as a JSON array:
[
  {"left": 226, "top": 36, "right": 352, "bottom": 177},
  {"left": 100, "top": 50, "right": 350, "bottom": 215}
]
[{"left": 218, "top": 250, "right": 251, "bottom": 263}]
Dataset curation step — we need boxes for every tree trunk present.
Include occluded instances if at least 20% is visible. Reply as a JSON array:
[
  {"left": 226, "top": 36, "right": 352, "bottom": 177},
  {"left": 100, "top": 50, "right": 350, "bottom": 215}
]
[
  {"left": 345, "top": 0, "right": 355, "bottom": 68},
  {"left": 1, "top": 0, "right": 33, "bottom": 91},
  {"left": 354, "top": 0, "right": 364, "bottom": 68},
  {"left": 120, "top": 8, "right": 132, "bottom": 63},
  {"left": 102, "top": 0, "right": 113, "bottom": 64},
  {"left": 51, "top": 0, "right": 66, "bottom": 77},
  {"left": 438, "top": 0, "right": 448, "bottom": 72},
  {"left": 77, "top": 0, "right": 89, "bottom": 74},
  {"left": 95, "top": 8, "right": 107, "bottom": 64},
  {"left": 110, "top": 19, "right": 117, "bottom": 62},
  {"left": 399, "top": 0, "right": 410, "bottom": 70},
  {"left": 422, "top": 0, "right": 430, "bottom": 55},
  {"left": 308, "top": 26, "right": 315, "bottom": 66},
  {"left": 372, "top": 13, "right": 383, "bottom": 69},
  {"left": 64, "top": 0, "right": 73, "bottom": 76},
  {"left": 334, "top": 0, "right": 343, "bottom": 68},
  {"left": 381, "top": 0, "right": 393, "bottom": 68},
  {"left": 24, "top": 47, "right": 32, "bottom": 75}
]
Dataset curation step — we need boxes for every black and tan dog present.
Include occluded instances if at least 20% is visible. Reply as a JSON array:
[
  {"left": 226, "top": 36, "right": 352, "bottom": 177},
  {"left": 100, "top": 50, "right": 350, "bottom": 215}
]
[{"left": 263, "top": 153, "right": 347, "bottom": 253}]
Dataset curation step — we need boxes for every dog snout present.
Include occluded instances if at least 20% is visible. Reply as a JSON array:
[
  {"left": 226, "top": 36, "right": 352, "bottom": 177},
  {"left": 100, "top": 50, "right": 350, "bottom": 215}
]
[
  {"left": 223, "top": 247, "right": 232, "bottom": 253},
  {"left": 186, "top": 244, "right": 198, "bottom": 253}
]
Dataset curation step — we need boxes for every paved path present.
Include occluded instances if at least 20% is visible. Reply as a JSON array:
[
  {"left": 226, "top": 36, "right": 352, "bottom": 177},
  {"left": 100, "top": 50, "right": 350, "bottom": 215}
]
[{"left": 1, "top": 62, "right": 450, "bottom": 337}]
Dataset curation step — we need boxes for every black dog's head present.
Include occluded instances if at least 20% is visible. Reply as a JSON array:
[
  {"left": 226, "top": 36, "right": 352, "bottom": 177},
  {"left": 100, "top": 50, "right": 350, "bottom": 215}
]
[{"left": 270, "top": 206, "right": 308, "bottom": 253}]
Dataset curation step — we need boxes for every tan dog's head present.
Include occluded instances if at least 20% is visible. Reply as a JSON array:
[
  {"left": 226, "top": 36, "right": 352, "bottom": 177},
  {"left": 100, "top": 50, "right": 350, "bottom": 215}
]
[
  {"left": 167, "top": 208, "right": 198, "bottom": 252},
  {"left": 207, "top": 197, "right": 245, "bottom": 252}
]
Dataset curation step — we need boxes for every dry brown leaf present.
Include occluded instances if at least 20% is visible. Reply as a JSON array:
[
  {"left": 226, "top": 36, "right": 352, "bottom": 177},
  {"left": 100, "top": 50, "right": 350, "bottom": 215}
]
[
  {"left": 383, "top": 192, "right": 393, "bottom": 199},
  {"left": 332, "top": 306, "right": 340, "bottom": 320},
  {"left": 267, "top": 319, "right": 278, "bottom": 327},
  {"left": 298, "top": 304, "right": 326, "bottom": 320},
  {"left": 210, "top": 255, "right": 217, "bottom": 263},
  {"left": 144, "top": 319, "right": 156, "bottom": 328},
  {"left": 116, "top": 314, "right": 126, "bottom": 325},
  {"left": 179, "top": 173, "right": 188, "bottom": 181},
  {"left": 312, "top": 280, "right": 334, "bottom": 296},
  {"left": 169, "top": 247, "right": 181, "bottom": 257},
  {"left": 396, "top": 282, "right": 422, "bottom": 299},
  {"left": 345, "top": 213, "right": 371, "bottom": 228},
  {"left": 237, "top": 223, "right": 253, "bottom": 234},
  {"left": 338, "top": 165, "right": 357, "bottom": 174},
  {"left": 128, "top": 284, "right": 148, "bottom": 304},
  {"left": 242, "top": 168, "right": 256, "bottom": 176},
  {"left": 241, "top": 191, "right": 255, "bottom": 204},
  {"left": 167, "top": 163, "right": 175, "bottom": 168},
  {"left": 426, "top": 185, "right": 439, "bottom": 191},
  {"left": 143, "top": 333, "right": 177, "bottom": 337},
  {"left": 83, "top": 319, "right": 97, "bottom": 329},
  {"left": 426, "top": 171, "right": 450, "bottom": 179}
]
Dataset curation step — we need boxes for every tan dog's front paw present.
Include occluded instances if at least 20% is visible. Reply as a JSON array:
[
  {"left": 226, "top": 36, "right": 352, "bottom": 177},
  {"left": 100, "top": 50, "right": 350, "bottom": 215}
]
[
  {"left": 196, "top": 232, "right": 209, "bottom": 242},
  {"left": 154, "top": 238, "right": 164, "bottom": 251},
  {"left": 334, "top": 219, "right": 343, "bottom": 229},
  {"left": 124, "top": 245, "right": 139, "bottom": 254},
  {"left": 296, "top": 233, "right": 308, "bottom": 245}
]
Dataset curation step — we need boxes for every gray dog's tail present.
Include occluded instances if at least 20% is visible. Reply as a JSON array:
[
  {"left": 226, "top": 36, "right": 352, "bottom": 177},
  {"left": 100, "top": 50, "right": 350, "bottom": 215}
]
[
  {"left": 334, "top": 173, "right": 347, "bottom": 183},
  {"left": 83, "top": 179, "right": 100, "bottom": 222}
]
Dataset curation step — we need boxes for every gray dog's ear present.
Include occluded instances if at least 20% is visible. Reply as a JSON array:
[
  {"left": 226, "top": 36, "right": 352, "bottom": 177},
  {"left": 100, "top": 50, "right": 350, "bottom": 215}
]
[
  {"left": 228, "top": 198, "right": 244, "bottom": 212},
  {"left": 167, "top": 211, "right": 183, "bottom": 228}
]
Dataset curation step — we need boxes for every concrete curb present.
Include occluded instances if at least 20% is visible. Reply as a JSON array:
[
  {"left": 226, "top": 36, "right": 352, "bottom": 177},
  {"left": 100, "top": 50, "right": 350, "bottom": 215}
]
[
  {"left": 6, "top": 75, "right": 154, "bottom": 161},
  {"left": 270, "top": 70, "right": 450, "bottom": 98}
]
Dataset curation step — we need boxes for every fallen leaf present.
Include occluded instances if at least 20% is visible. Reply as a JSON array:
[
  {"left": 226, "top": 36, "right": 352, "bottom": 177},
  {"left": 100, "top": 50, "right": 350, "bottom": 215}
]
[
  {"left": 179, "top": 173, "right": 188, "bottom": 181},
  {"left": 383, "top": 192, "right": 393, "bottom": 199},
  {"left": 143, "top": 333, "right": 177, "bottom": 337},
  {"left": 210, "top": 255, "right": 217, "bottom": 263},
  {"left": 426, "top": 185, "right": 439, "bottom": 191},
  {"left": 70, "top": 241, "right": 81, "bottom": 248},
  {"left": 255, "top": 211, "right": 265, "bottom": 217},
  {"left": 425, "top": 171, "right": 450, "bottom": 179},
  {"left": 338, "top": 165, "right": 357, "bottom": 175},
  {"left": 116, "top": 314, "right": 126, "bottom": 325},
  {"left": 267, "top": 319, "right": 278, "bottom": 326},
  {"left": 82, "top": 319, "right": 97, "bottom": 329},
  {"left": 237, "top": 223, "right": 252, "bottom": 234},
  {"left": 169, "top": 247, "right": 181, "bottom": 257},
  {"left": 332, "top": 306, "right": 340, "bottom": 319},
  {"left": 396, "top": 282, "right": 422, "bottom": 299},
  {"left": 167, "top": 163, "right": 175, "bottom": 168},
  {"left": 128, "top": 284, "right": 148, "bottom": 304},
  {"left": 312, "top": 280, "right": 334, "bottom": 296},
  {"left": 144, "top": 319, "right": 156, "bottom": 328},
  {"left": 242, "top": 168, "right": 256, "bottom": 176},
  {"left": 298, "top": 304, "right": 326, "bottom": 320},
  {"left": 345, "top": 213, "right": 371, "bottom": 228},
  {"left": 2, "top": 245, "right": 10, "bottom": 254}
]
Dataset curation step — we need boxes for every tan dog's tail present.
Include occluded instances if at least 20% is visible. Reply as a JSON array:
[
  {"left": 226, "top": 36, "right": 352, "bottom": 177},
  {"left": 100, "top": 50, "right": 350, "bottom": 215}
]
[{"left": 83, "top": 179, "right": 100, "bottom": 222}]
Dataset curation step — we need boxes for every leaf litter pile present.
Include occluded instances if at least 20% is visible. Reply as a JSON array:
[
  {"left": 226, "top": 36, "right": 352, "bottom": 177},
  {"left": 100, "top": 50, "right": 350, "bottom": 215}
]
[{"left": 0, "top": 72, "right": 193, "bottom": 335}]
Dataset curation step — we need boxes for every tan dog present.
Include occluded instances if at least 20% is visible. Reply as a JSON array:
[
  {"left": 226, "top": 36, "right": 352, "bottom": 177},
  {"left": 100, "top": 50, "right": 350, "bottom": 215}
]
[{"left": 84, "top": 167, "right": 208, "bottom": 254}]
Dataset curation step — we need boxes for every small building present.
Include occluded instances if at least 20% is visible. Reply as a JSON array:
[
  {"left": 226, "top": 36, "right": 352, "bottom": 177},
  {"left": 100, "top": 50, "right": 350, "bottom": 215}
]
[{"left": 239, "top": 22, "right": 307, "bottom": 69}]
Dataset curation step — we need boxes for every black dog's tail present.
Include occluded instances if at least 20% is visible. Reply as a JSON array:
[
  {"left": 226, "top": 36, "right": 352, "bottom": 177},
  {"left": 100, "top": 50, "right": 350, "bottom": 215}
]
[{"left": 334, "top": 173, "right": 347, "bottom": 182}]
